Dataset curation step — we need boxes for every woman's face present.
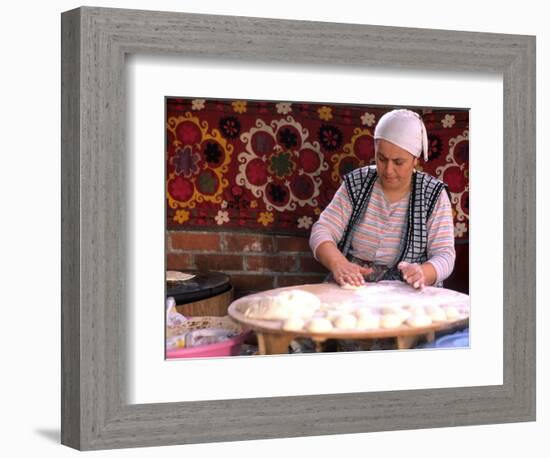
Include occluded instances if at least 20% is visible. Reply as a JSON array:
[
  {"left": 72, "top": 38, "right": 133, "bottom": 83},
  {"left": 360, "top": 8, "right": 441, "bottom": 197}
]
[{"left": 375, "top": 139, "right": 417, "bottom": 191}]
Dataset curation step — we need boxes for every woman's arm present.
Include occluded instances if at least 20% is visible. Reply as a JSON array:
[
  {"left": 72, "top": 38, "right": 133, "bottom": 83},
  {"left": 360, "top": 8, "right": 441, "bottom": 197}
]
[
  {"left": 309, "top": 182, "right": 351, "bottom": 260},
  {"left": 425, "top": 189, "right": 456, "bottom": 283},
  {"left": 399, "top": 189, "right": 456, "bottom": 288},
  {"left": 309, "top": 183, "right": 372, "bottom": 286}
]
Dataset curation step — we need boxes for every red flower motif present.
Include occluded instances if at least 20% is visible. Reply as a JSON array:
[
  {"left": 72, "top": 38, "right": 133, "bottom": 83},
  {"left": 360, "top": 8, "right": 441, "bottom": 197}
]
[
  {"left": 442, "top": 166, "right": 467, "bottom": 194},
  {"left": 168, "top": 176, "right": 194, "bottom": 202}
]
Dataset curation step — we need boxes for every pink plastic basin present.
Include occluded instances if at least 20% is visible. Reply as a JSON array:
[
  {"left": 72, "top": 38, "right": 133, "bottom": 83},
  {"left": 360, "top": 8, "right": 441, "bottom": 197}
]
[{"left": 166, "top": 330, "right": 251, "bottom": 359}]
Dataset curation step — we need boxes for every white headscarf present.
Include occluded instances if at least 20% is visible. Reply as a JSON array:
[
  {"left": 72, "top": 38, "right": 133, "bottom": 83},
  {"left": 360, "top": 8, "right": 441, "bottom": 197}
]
[{"left": 374, "top": 109, "right": 429, "bottom": 161}]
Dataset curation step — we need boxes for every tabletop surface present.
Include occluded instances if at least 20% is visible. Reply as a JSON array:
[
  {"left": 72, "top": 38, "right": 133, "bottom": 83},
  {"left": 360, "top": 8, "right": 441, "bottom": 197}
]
[{"left": 229, "top": 281, "right": 470, "bottom": 340}]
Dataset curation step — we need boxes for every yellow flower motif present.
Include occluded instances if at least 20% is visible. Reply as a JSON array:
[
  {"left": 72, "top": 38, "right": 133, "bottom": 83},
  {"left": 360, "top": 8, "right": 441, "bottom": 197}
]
[
  {"left": 232, "top": 101, "right": 247, "bottom": 114},
  {"left": 250, "top": 200, "right": 258, "bottom": 209},
  {"left": 314, "top": 207, "right": 321, "bottom": 215},
  {"left": 173, "top": 209, "right": 190, "bottom": 224},
  {"left": 317, "top": 106, "right": 333, "bottom": 121},
  {"left": 257, "top": 211, "right": 274, "bottom": 227}
]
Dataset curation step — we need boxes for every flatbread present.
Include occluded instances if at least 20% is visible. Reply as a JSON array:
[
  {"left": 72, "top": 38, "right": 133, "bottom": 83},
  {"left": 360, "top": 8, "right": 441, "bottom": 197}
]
[{"left": 166, "top": 270, "right": 195, "bottom": 282}]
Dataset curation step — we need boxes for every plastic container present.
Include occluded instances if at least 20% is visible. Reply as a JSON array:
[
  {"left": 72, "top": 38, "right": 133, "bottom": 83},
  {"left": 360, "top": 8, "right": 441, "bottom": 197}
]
[
  {"left": 184, "top": 328, "right": 238, "bottom": 348},
  {"left": 435, "top": 330, "right": 470, "bottom": 348},
  {"left": 166, "top": 330, "right": 251, "bottom": 359},
  {"left": 416, "top": 328, "right": 469, "bottom": 349},
  {"left": 166, "top": 315, "right": 251, "bottom": 359}
]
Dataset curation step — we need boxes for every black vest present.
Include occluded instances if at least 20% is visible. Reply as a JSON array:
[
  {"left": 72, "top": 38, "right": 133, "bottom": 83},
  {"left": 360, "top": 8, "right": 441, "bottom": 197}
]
[{"left": 337, "top": 166, "right": 448, "bottom": 281}]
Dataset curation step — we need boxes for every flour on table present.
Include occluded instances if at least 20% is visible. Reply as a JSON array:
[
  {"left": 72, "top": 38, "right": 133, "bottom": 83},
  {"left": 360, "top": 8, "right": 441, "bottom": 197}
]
[{"left": 237, "top": 280, "right": 469, "bottom": 333}]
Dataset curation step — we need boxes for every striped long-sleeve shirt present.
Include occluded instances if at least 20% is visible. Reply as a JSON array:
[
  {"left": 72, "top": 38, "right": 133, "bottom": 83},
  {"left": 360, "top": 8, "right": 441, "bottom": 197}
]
[{"left": 309, "top": 177, "right": 456, "bottom": 283}]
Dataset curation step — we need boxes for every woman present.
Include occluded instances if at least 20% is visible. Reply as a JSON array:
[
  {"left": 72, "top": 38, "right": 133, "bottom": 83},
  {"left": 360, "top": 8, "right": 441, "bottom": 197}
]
[{"left": 309, "top": 109, "right": 456, "bottom": 289}]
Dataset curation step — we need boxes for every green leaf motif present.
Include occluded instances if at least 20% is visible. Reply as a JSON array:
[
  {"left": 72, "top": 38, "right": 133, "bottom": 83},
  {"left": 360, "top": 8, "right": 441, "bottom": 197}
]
[
  {"left": 270, "top": 151, "right": 295, "bottom": 178},
  {"left": 198, "top": 172, "right": 217, "bottom": 194}
]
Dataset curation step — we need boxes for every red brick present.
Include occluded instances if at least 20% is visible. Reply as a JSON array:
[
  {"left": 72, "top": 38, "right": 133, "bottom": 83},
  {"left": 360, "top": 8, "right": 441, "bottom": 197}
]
[
  {"left": 276, "top": 275, "right": 326, "bottom": 287},
  {"left": 275, "top": 236, "right": 311, "bottom": 253},
  {"left": 166, "top": 253, "right": 194, "bottom": 270},
  {"left": 229, "top": 274, "right": 275, "bottom": 294},
  {"left": 245, "top": 255, "right": 298, "bottom": 273},
  {"left": 224, "top": 233, "right": 275, "bottom": 253},
  {"left": 170, "top": 231, "right": 221, "bottom": 251},
  {"left": 299, "top": 255, "right": 330, "bottom": 274},
  {"left": 194, "top": 254, "right": 243, "bottom": 272}
]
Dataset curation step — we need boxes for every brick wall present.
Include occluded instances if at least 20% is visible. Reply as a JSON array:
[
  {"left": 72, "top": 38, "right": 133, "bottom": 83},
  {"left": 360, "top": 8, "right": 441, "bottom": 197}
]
[
  {"left": 166, "top": 231, "right": 328, "bottom": 298},
  {"left": 166, "top": 231, "right": 468, "bottom": 298}
]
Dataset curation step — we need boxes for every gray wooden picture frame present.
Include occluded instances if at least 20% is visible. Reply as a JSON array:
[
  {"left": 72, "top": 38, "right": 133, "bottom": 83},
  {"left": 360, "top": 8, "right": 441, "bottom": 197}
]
[{"left": 61, "top": 6, "right": 536, "bottom": 451}]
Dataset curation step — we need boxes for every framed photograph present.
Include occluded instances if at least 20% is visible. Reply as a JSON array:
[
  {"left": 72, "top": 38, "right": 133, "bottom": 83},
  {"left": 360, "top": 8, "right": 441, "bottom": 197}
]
[
  {"left": 163, "top": 96, "right": 471, "bottom": 359},
  {"left": 61, "top": 6, "right": 535, "bottom": 450}
]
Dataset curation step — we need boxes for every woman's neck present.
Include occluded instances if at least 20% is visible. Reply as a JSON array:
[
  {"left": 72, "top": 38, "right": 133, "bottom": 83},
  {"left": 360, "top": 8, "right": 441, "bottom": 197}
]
[{"left": 379, "top": 177, "right": 412, "bottom": 203}]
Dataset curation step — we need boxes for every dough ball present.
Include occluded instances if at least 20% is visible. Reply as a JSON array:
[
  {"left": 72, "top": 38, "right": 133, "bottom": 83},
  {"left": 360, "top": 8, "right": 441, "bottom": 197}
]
[
  {"left": 380, "top": 313, "right": 403, "bottom": 329},
  {"left": 320, "top": 302, "right": 334, "bottom": 311},
  {"left": 356, "top": 313, "right": 381, "bottom": 330},
  {"left": 282, "top": 316, "right": 306, "bottom": 332},
  {"left": 340, "top": 283, "right": 366, "bottom": 291},
  {"left": 405, "top": 304, "right": 426, "bottom": 315},
  {"left": 332, "top": 314, "right": 357, "bottom": 330},
  {"left": 381, "top": 304, "right": 410, "bottom": 322},
  {"left": 444, "top": 305, "right": 460, "bottom": 320},
  {"left": 324, "top": 309, "right": 344, "bottom": 320},
  {"left": 243, "top": 296, "right": 289, "bottom": 320},
  {"left": 406, "top": 314, "right": 433, "bottom": 328},
  {"left": 397, "top": 308, "right": 411, "bottom": 322},
  {"left": 354, "top": 307, "right": 376, "bottom": 319},
  {"left": 278, "top": 290, "right": 321, "bottom": 314},
  {"left": 425, "top": 305, "right": 447, "bottom": 322},
  {"left": 244, "top": 289, "right": 321, "bottom": 320},
  {"left": 305, "top": 317, "right": 333, "bottom": 333},
  {"left": 381, "top": 303, "right": 402, "bottom": 314}
]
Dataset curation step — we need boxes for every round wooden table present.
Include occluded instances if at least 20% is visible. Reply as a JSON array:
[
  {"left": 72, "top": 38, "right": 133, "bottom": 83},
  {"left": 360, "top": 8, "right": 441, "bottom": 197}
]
[{"left": 228, "top": 281, "right": 469, "bottom": 354}]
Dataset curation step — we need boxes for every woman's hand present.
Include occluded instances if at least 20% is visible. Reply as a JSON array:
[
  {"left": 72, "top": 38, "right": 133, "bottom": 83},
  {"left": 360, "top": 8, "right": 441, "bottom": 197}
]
[
  {"left": 313, "top": 241, "right": 373, "bottom": 286},
  {"left": 331, "top": 259, "right": 373, "bottom": 287},
  {"left": 398, "top": 261, "right": 433, "bottom": 289}
]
